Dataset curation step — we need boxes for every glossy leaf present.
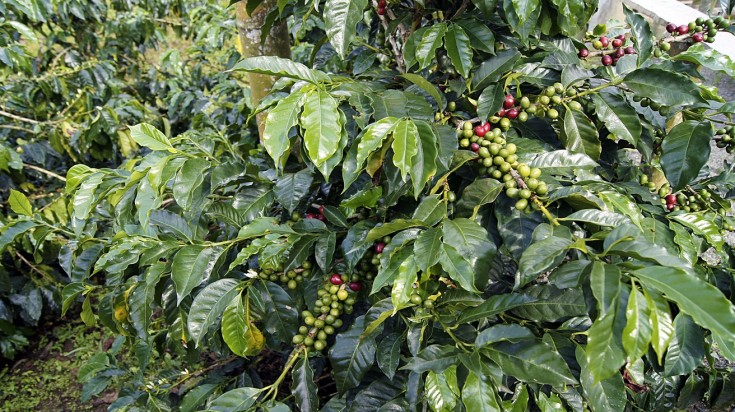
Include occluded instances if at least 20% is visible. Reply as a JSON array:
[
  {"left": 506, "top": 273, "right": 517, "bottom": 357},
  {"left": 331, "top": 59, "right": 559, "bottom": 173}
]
[
  {"left": 324, "top": 0, "right": 368, "bottom": 59},
  {"left": 129, "top": 123, "right": 175, "bottom": 152},
  {"left": 172, "top": 246, "right": 225, "bottom": 305},
  {"left": 263, "top": 92, "right": 303, "bottom": 167},
  {"left": 391, "top": 118, "right": 419, "bottom": 181},
  {"left": 592, "top": 92, "right": 641, "bottom": 146},
  {"left": 623, "top": 5, "right": 655, "bottom": 65},
  {"left": 231, "top": 56, "right": 329, "bottom": 84},
  {"left": 426, "top": 365, "right": 459, "bottom": 412},
  {"left": 561, "top": 109, "right": 601, "bottom": 160},
  {"left": 445, "top": 24, "right": 472, "bottom": 77},
  {"left": 660, "top": 121, "right": 713, "bottom": 192},
  {"left": 664, "top": 314, "right": 704, "bottom": 377},
  {"left": 517, "top": 236, "right": 572, "bottom": 287},
  {"left": 293, "top": 357, "right": 319, "bottom": 412},
  {"left": 484, "top": 339, "right": 577, "bottom": 386},
  {"left": 416, "top": 23, "right": 447, "bottom": 69},
  {"left": 187, "top": 278, "right": 240, "bottom": 346},
  {"left": 209, "top": 387, "right": 262, "bottom": 412},
  {"left": 8, "top": 190, "right": 32, "bottom": 216},
  {"left": 274, "top": 170, "right": 313, "bottom": 213},
  {"left": 330, "top": 315, "right": 376, "bottom": 394},
  {"left": 575, "top": 346, "right": 627, "bottom": 412},
  {"left": 302, "top": 90, "right": 341, "bottom": 166},
  {"left": 457, "top": 293, "right": 537, "bottom": 323},
  {"left": 622, "top": 287, "right": 652, "bottom": 362},
  {"left": 634, "top": 267, "right": 735, "bottom": 350},
  {"left": 255, "top": 281, "right": 299, "bottom": 344},
  {"left": 624, "top": 68, "right": 706, "bottom": 106}
]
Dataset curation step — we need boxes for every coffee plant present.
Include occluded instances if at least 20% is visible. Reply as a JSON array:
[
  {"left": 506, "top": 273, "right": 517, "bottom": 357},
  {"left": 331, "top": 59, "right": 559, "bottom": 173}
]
[
  {"left": 0, "top": 0, "right": 245, "bottom": 359},
  {"left": 5, "top": 0, "right": 735, "bottom": 410}
]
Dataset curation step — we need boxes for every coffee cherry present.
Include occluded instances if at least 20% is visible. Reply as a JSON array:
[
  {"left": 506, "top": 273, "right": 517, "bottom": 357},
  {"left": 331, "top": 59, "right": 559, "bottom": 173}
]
[
  {"left": 349, "top": 281, "right": 362, "bottom": 291},
  {"left": 578, "top": 48, "right": 589, "bottom": 58},
  {"left": 547, "top": 108, "right": 559, "bottom": 119},
  {"left": 593, "top": 40, "right": 603, "bottom": 50},
  {"left": 530, "top": 167, "right": 542, "bottom": 179},
  {"left": 330, "top": 274, "right": 344, "bottom": 285},
  {"left": 600, "top": 36, "right": 609, "bottom": 47},
  {"left": 624, "top": 46, "right": 636, "bottom": 54},
  {"left": 602, "top": 55, "right": 613, "bottom": 66},
  {"left": 474, "top": 125, "right": 487, "bottom": 137},
  {"left": 515, "top": 199, "right": 529, "bottom": 210},
  {"left": 410, "top": 293, "right": 423, "bottom": 305},
  {"left": 666, "top": 23, "right": 677, "bottom": 33},
  {"left": 447, "top": 101, "right": 456, "bottom": 111},
  {"left": 507, "top": 108, "right": 519, "bottom": 119},
  {"left": 470, "top": 143, "right": 480, "bottom": 152},
  {"left": 314, "top": 340, "right": 326, "bottom": 351},
  {"left": 678, "top": 25, "right": 690, "bottom": 34},
  {"left": 612, "top": 38, "right": 623, "bottom": 48},
  {"left": 503, "top": 94, "right": 516, "bottom": 109},
  {"left": 693, "top": 32, "right": 704, "bottom": 42},
  {"left": 665, "top": 194, "right": 677, "bottom": 204},
  {"left": 375, "top": 242, "right": 385, "bottom": 253}
]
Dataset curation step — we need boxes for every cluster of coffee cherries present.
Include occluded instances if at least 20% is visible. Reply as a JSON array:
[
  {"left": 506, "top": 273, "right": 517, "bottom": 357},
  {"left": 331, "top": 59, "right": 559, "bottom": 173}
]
[
  {"left": 459, "top": 121, "right": 548, "bottom": 212},
  {"left": 366, "top": 237, "right": 391, "bottom": 270},
  {"left": 258, "top": 260, "right": 312, "bottom": 290},
  {"left": 292, "top": 274, "right": 361, "bottom": 351},
  {"left": 632, "top": 96, "right": 672, "bottom": 116},
  {"left": 409, "top": 290, "right": 435, "bottom": 309},
  {"left": 665, "top": 17, "right": 729, "bottom": 43},
  {"left": 376, "top": 0, "right": 388, "bottom": 15},
  {"left": 664, "top": 188, "right": 719, "bottom": 213},
  {"left": 715, "top": 127, "right": 735, "bottom": 154},
  {"left": 578, "top": 34, "right": 637, "bottom": 66}
]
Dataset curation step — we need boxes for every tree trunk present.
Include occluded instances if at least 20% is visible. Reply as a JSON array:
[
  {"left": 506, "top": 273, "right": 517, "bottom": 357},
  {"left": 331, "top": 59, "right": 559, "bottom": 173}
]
[{"left": 235, "top": 0, "right": 291, "bottom": 138}]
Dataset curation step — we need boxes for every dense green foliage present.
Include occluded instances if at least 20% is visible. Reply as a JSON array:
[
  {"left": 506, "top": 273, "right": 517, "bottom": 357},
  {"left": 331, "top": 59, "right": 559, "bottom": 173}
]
[
  {"left": 4, "top": 0, "right": 735, "bottom": 410},
  {"left": 0, "top": 0, "right": 246, "bottom": 358}
]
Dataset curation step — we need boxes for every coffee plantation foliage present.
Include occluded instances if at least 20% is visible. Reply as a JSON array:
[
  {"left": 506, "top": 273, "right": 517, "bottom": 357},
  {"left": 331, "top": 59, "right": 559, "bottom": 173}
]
[
  {"left": 5, "top": 0, "right": 735, "bottom": 410},
  {"left": 0, "top": 0, "right": 246, "bottom": 358}
]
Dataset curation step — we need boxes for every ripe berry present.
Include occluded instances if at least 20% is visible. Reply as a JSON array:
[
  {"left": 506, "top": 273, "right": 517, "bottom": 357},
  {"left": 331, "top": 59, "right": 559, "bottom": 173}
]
[
  {"left": 474, "top": 125, "right": 487, "bottom": 137},
  {"left": 612, "top": 38, "right": 623, "bottom": 48},
  {"left": 602, "top": 55, "right": 613, "bottom": 66},
  {"left": 377, "top": 7, "right": 385, "bottom": 15},
  {"left": 624, "top": 46, "right": 636, "bottom": 54},
  {"left": 616, "top": 34, "right": 625, "bottom": 41},
  {"left": 378, "top": 0, "right": 386, "bottom": 6},
  {"left": 305, "top": 213, "right": 318, "bottom": 219},
  {"left": 330, "top": 274, "right": 344, "bottom": 285},
  {"left": 666, "top": 23, "right": 677, "bottom": 33},
  {"left": 578, "top": 48, "right": 589, "bottom": 58},
  {"left": 678, "top": 25, "right": 690, "bottom": 34},
  {"left": 600, "top": 36, "right": 609, "bottom": 47},
  {"left": 503, "top": 95, "right": 515, "bottom": 109},
  {"left": 693, "top": 32, "right": 704, "bottom": 42},
  {"left": 615, "top": 48, "right": 625, "bottom": 58},
  {"left": 349, "top": 281, "right": 362, "bottom": 291},
  {"left": 665, "top": 194, "right": 677, "bottom": 204},
  {"left": 497, "top": 108, "right": 507, "bottom": 117},
  {"left": 507, "top": 108, "right": 519, "bottom": 119},
  {"left": 375, "top": 242, "right": 385, "bottom": 253},
  {"left": 666, "top": 203, "right": 676, "bottom": 211},
  {"left": 482, "top": 121, "right": 492, "bottom": 132},
  {"left": 470, "top": 143, "right": 480, "bottom": 152}
]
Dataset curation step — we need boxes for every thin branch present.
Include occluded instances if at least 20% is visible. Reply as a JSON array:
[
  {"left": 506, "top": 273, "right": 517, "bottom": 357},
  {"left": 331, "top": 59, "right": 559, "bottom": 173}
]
[{"left": 24, "top": 164, "right": 67, "bottom": 182}]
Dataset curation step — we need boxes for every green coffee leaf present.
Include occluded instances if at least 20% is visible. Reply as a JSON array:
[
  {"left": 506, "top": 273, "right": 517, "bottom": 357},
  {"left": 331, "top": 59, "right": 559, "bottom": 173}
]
[{"left": 660, "top": 121, "right": 713, "bottom": 192}]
